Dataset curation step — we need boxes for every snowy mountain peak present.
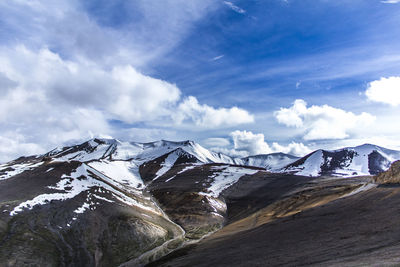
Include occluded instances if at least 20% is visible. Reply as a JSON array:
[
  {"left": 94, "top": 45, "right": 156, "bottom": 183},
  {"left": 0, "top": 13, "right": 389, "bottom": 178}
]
[
  {"left": 42, "top": 138, "right": 237, "bottom": 167},
  {"left": 284, "top": 144, "right": 400, "bottom": 177}
]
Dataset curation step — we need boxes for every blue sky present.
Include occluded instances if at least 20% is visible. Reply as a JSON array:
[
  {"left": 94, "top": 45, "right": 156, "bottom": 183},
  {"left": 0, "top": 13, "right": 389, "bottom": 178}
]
[{"left": 1, "top": 0, "right": 400, "bottom": 162}]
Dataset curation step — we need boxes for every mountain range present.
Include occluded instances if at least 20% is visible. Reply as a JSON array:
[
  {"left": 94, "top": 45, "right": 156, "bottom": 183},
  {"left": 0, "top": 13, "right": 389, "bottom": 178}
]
[{"left": 1, "top": 138, "right": 400, "bottom": 266}]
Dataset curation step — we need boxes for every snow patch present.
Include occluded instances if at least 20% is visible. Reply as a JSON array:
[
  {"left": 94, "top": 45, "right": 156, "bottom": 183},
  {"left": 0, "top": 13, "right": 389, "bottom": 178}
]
[
  {"left": 296, "top": 150, "right": 324, "bottom": 177},
  {"left": 177, "top": 165, "right": 197, "bottom": 174},
  {"left": 0, "top": 162, "right": 43, "bottom": 180},
  {"left": 74, "top": 202, "right": 90, "bottom": 214},
  {"left": 154, "top": 152, "right": 180, "bottom": 180},
  {"left": 204, "top": 195, "right": 227, "bottom": 213},
  {"left": 201, "top": 166, "right": 259, "bottom": 197},
  {"left": 88, "top": 160, "right": 143, "bottom": 189},
  {"left": 165, "top": 165, "right": 197, "bottom": 183},
  {"left": 340, "top": 183, "right": 376, "bottom": 199},
  {"left": 165, "top": 176, "right": 176, "bottom": 183},
  {"left": 10, "top": 164, "right": 160, "bottom": 216}
]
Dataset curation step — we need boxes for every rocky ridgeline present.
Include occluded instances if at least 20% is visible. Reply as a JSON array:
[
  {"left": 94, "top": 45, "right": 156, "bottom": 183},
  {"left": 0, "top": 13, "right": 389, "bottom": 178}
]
[{"left": 374, "top": 160, "right": 400, "bottom": 184}]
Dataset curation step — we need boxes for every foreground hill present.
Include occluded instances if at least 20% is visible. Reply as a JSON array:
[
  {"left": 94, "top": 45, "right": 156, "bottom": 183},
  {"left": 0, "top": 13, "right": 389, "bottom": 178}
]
[
  {"left": 149, "top": 176, "right": 400, "bottom": 266},
  {"left": 150, "top": 161, "right": 400, "bottom": 266}
]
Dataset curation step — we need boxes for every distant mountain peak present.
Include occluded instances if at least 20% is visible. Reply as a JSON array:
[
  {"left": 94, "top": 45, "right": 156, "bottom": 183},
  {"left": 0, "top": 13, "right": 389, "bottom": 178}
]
[{"left": 284, "top": 144, "right": 400, "bottom": 177}]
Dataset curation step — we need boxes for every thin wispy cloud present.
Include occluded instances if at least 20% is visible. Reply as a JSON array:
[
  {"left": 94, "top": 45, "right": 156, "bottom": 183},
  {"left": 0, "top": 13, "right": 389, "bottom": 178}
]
[
  {"left": 381, "top": 0, "right": 400, "bottom": 3},
  {"left": 212, "top": 55, "right": 225, "bottom": 61},
  {"left": 223, "top": 1, "right": 246, "bottom": 14}
]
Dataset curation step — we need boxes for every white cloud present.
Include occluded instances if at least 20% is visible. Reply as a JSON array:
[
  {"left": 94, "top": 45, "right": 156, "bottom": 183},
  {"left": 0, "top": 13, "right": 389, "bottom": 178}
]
[
  {"left": 0, "top": 134, "right": 44, "bottom": 163},
  {"left": 203, "top": 137, "right": 231, "bottom": 147},
  {"left": 365, "top": 76, "right": 400, "bottom": 106},
  {"left": 271, "top": 142, "right": 312, "bottom": 156},
  {"left": 173, "top": 96, "right": 254, "bottom": 128},
  {"left": 216, "top": 130, "right": 311, "bottom": 157},
  {"left": 0, "top": 1, "right": 262, "bottom": 163},
  {"left": 0, "top": 0, "right": 218, "bottom": 68},
  {"left": 274, "top": 99, "right": 375, "bottom": 140},
  {"left": 0, "top": 46, "right": 181, "bottom": 124},
  {"left": 223, "top": 1, "right": 246, "bottom": 14},
  {"left": 209, "top": 147, "right": 249, "bottom": 158},
  {"left": 212, "top": 55, "right": 224, "bottom": 61},
  {"left": 231, "top": 130, "right": 272, "bottom": 155},
  {"left": 0, "top": 46, "right": 254, "bottom": 162},
  {"left": 381, "top": 0, "right": 400, "bottom": 3}
]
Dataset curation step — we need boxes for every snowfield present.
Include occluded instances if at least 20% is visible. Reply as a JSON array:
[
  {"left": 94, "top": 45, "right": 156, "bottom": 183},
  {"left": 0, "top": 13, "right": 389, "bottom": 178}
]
[
  {"left": 10, "top": 164, "right": 162, "bottom": 216},
  {"left": 201, "top": 166, "right": 259, "bottom": 197}
]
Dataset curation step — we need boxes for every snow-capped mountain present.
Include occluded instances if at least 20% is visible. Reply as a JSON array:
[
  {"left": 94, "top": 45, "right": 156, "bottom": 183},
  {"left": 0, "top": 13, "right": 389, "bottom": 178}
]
[
  {"left": 39, "top": 138, "right": 240, "bottom": 187},
  {"left": 46, "top": 138, "right": 236, "bottom": 165},
  {"left": 238, "top": 153, "right": 300, "bottom": 171},
  {"left": 1, "top": 138, "right": 399, "bottom": 265},
  {"left": 0, "top": 138, "right": 265, "bottom": 265},
  {"left": 283, "top": 144, "right": 400, "bottom": 177}
]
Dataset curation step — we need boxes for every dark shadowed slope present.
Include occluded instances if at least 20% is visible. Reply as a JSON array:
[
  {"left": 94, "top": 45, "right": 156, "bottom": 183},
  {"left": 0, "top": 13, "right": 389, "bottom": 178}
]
[{"left": 148, "top": 175, "right": 400, "bottom": 266}]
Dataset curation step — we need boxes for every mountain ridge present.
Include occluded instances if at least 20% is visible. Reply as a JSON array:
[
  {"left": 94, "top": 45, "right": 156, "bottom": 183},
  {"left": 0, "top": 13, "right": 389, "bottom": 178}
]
[
  {"left": 2, "top": 138, "right": 400, "bottom": 265},
  {"left": 284, "top": 143, "right": 400, "bottom": 177}
]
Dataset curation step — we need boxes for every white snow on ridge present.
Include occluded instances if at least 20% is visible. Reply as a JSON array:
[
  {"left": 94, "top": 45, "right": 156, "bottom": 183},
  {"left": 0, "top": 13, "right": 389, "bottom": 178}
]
[
  {"left": 154, "top": 152, "right": 181, "bottom": 180},
  {"left": 10, "top": 164, "right": 161, "bottom": 216},
  {"left": 50, "top": 138, "right": 237, "bottom": 166},
  {"left": 88, "top": 160, "right": 143, "bottom": 189},
  {"left": 11, "top": 164, "right": 90, "bottom": 216},
  {"left": 0, "top": 162, "right": 43, "bottom": 180},
  {"left": 201, "top": 166, "right": 259, "bottom": 198},
  {"left": 294, "top": 150, "right": 324, "bottom": 177},
  {"left": 286, "top": 144, "right": 400, "bottom": 177},
  {"left": 178, "top": 164, "right": 197, "bottom": 174},
  {"left": 165, "top": 164, "right": 198, "bottom": 183},
  {"left": 343, "top": 144, "right": 400, "bottom": 176},
  {"left": 53, "top": 142, "right": 112, "bottom": 162},
  {"left": 74, "top": 202, "right": 90, "bottom": 214}
]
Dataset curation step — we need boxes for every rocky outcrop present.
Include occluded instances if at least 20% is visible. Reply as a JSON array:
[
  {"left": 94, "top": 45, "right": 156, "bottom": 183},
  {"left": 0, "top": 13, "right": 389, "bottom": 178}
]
[{"left": 374, "top": 160, "right": 400, "bottom": 184}]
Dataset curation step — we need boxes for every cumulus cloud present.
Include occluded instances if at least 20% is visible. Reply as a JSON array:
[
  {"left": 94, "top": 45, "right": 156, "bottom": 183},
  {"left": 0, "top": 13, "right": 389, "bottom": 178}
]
[
  {"left": 270, "top": 142, "right": 312, "bottom": 156},
  {"left": 231, "top": 130, "right": 272, "bottom": 155},
  {"left": 209, "top": 130, "right": 311, "bottom": 157},
  {"left": 274, "top": 99, "right": 375, "bottom": 140},
  {"left": 365, "top": 76, "right": 400, "bottom": 106},
  {"left": 0, "top": 46, "right": 181, "bottom": 123},
  {"left": 0, "top": 134, "right": 44, "bottom": 163},
  {"left": 173, "top": 96, "right": 254, "bottom": 128},
  {"left": 209, "top": 147, "right": 250, "bottom": 158},
  {"left": 0, "top": 46, "right": 254, "bottom": 162}
]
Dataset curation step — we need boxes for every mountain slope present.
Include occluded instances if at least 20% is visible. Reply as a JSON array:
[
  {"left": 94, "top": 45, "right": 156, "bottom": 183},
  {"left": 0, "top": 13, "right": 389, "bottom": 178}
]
[
  {"left": 0, "top": 138, "right": 265, "bottom": 266},
  {"left": 2, "top": 138, "right": 400, "bottom": 266},
  {"left": 0, "top": 159, "right": 185, "bottom": 266},
  {"left": 283, "top": 144, "right": 400, "bottom": 177},
  {"left": 149, "top": 174, "right": 400, "bottom": 267},
  {"left": 239, "top": 153, "right": 299, "bottom": 171},
  {"left": 374, "top": 160, "right": 400, "bottom": 184}
]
